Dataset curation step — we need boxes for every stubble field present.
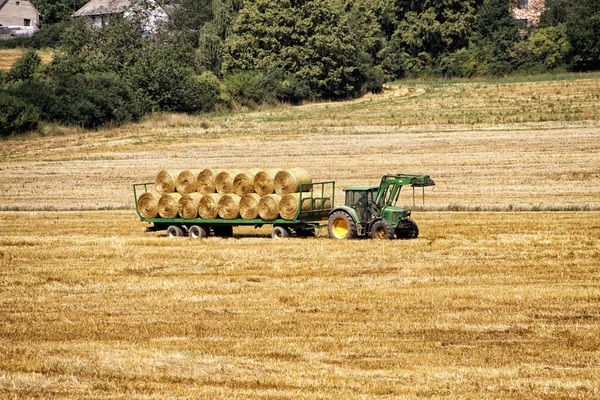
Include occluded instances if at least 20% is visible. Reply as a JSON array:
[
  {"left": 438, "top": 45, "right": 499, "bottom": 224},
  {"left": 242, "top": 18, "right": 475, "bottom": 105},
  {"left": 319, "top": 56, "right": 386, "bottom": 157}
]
[{"left": 1, "top": 73, "right": 600, "bottom": 398}]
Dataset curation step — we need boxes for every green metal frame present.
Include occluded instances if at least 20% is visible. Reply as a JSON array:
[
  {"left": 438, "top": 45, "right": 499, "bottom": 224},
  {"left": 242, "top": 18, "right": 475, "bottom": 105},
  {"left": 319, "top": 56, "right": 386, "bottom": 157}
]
[{"left": 134, "top": 181, "right": 336, "bottom": 229}]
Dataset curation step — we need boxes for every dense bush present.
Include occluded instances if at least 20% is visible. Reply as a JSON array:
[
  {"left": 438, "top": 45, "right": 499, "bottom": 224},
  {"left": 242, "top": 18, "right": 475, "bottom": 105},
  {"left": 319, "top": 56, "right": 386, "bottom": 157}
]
[
  {"left": 12, "top": 73, "right": 145, "bottom": 129},
  {"left": 0, "top": 92, "right": 40, "bottom": 135},
  {"left": 8, "top": 50, "right": 41, "bottom": 82}
]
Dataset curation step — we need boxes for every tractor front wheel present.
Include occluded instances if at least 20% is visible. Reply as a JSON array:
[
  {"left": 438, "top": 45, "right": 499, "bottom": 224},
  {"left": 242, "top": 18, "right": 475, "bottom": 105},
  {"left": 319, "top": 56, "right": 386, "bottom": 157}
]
[
  {"left": 328, "top": 212, "right": 357, "bottom": 240},
  {"left": 371, "top": 220, "right": 395, "bottom": 239},
  {"left": 396, "top": 219, "right": 419, "bottom": 239}
]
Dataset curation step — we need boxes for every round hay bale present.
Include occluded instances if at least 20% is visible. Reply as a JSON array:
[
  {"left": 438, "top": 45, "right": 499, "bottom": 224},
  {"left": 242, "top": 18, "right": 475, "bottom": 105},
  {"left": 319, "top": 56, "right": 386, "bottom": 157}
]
[
  {"left": 137, "top": 191, "right": 161, "bottom": 218},
  {"left": 253, "top": 169, "right": 280, "bottom": 196},
  {"left": 239, "top": 193, "right": 261, "bottom": 220},
  {"left": 155, "top": 170, "right": 182, "bottom": 195},
  {"left": 215, "top": 170, "right": 242, "bottom": 195},
  {"left": 176, "top": 170, "right": 201, "bottom": 195},
  {"left": 178, "top": 192, "right": 203, "bottom": 219},
  {"left": 313, "top": 197, "right": 332, "bottom": 210},
  {"left": 274, "top": 168, "right": 312, "bottom": 195},
  {"left": 198, "top": 193, "right": 222, "bottom": 219},
  {"left": 158, "top": 193, "right": 182, "bottom": 218},
  {"left": 279, "top": 193, "right": 313, "bottom": 220},
  {"left": 218, "top": 194, "right": 241, "bottom": 219},
  {"left": 258, "top": 194, "right": 281, "bottom": 221},
  {"left": 197, "top": 169, "right": 223, "bottom": 194},
  {"left": 233, "top": 169, "right": 260, "bottom": 196}
]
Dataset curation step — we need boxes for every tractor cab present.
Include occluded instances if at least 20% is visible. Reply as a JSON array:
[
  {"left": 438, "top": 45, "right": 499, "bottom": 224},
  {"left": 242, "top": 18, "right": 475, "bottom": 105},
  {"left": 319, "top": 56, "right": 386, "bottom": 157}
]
[{"left": 344, "top": 186, "right": 379, "bottom": 223}]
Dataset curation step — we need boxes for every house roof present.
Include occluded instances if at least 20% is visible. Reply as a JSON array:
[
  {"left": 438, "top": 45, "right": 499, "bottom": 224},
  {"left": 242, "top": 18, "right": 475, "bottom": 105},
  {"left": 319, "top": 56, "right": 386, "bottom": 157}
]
[
  {"left": 72, "top": 0, "right": 132, "bottom": 17},
  {"left": 0, "top": 0, "right": 10, "bottom": 11}
]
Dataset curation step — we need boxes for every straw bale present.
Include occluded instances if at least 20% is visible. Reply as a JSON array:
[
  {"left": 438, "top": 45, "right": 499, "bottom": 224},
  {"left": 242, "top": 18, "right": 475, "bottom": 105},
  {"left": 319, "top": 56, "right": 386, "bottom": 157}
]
[
  {"left": 239, "top": 193, "right": 261, "bottom": 220},
  {"left": 178, "top": 192, "right": 203, "bottom": 219},
  {"left": 137, "top": 191, "right": 161, "bottom": 218},
  {"left": 218, "top": 194, "right": 242, "bottom": 220},
  {"left": 197, "top": 169, "right": 223, "bottom": 194},
  {"left": 198, "top": 193, "right": 222, "bottom": 219},
  {"left": 158, "top": 193, "right": 182, "bottom": 218},
  {"left": 176, "top": 170, "right": 201, "bottom": 195},
  {"left": 155, "top": 170, "right": 181, "bottom": 194},
  {"left": 258, "top": 194, "right": 282, "bottom": 220},
  {"left": 215, "top": 170, "right": 242, "bottom": 195},
  {"left": 253, "top": 169, "right": 280, "bottom": 196},
  {"left": 233, "top": 169, "right": 261, "bottom": 196},
  {"left": 279, "top": 193, "right": 314, "bottom": 220},
  {"left": 313, "top": 197, "right": 332, "bottom": 210},
  {"left": 274, "top": 168, "right": 312, "bottom": 195}
]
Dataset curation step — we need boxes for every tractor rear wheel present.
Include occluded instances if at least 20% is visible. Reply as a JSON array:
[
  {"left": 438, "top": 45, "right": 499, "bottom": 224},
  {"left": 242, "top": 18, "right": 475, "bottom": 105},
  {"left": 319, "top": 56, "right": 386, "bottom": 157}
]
[
  {"left": 371, "top": 220, "right": 395, "bottom": 239},
  {"left": 396, "top": 219, "right": 419, "bottom": 239},
  {"left": 328, "top": 211, "right": 357, "bottom": 240}
]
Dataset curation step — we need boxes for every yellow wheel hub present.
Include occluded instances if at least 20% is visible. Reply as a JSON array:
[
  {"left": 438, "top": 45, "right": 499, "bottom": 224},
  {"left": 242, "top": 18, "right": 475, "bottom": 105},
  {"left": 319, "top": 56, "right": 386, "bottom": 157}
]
[
  {"left": 374, "top": 227, "right": 386, "bottom": 239},
  {"left": 332, "top": 218, "right": 349, "bottom": 238}
]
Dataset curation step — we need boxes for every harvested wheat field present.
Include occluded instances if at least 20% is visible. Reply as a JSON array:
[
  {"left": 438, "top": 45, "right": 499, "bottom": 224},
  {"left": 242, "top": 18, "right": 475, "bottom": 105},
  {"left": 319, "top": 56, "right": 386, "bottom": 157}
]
[
  {"left": 0, "top": 211, "right": 599, "bottom": 398},
  {"left": 1, "top": 74, "right": 600, "bottom": 398}
]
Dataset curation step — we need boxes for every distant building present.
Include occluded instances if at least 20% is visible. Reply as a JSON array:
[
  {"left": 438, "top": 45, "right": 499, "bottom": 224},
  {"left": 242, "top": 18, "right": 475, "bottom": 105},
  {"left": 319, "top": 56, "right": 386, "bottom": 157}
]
[
  {"left": 72, "top": 0, "right": 168, "bottom": 33},
  {"left": 0, "top": 0, "right": 40, "bottom": 38},
  {"left": 512, "top": 0, "right": 546, "bottom": 30}
]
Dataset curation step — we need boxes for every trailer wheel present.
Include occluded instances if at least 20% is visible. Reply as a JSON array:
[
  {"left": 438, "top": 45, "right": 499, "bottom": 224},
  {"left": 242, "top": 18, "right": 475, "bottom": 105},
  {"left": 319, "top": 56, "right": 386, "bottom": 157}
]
[
  {"left": 396, "top": 219, "right": 419, "bottom": 239},
  {"left": 371, "top": 220, "right": 395, "bottom": 239},
  {"left": 213, "top": 225, "right": 234, "bottom": 238},
  {"left": 272, "top": 226, "right": 290, "bottom": 239},
  {"left": 328, "top": 211, "right": 357, "bottom": 240},
  {"left": 189, "top": 225, "right": 209, "bottom": 239},
  {"left": 166, "top": 225, "right": 185, "bottom": 238}
]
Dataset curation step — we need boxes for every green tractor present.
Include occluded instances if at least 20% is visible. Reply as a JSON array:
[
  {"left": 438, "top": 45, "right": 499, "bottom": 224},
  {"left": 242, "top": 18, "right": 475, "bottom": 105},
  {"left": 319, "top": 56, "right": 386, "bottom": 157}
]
[{"left": 327, "top": 174, "right": 435, "bottom": 240}]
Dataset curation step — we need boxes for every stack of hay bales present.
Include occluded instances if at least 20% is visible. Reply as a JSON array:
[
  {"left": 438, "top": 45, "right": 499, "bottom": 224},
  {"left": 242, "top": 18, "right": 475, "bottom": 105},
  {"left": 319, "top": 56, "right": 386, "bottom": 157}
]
[{"left": 137, "top": 167, "right": 329, "bottom": 221}]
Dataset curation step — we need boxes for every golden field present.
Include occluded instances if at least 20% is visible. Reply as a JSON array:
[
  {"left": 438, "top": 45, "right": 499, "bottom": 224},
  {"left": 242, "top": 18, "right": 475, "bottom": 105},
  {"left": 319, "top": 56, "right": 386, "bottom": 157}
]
[
  {"left": 0, "top": 48, "right": 53, "bottom": 71},
  {"left": 1, "top": 211, "right": 599, "bottom": 399},
  {"left": 1, "top": 74, "right": 600, "bottom": 398}
]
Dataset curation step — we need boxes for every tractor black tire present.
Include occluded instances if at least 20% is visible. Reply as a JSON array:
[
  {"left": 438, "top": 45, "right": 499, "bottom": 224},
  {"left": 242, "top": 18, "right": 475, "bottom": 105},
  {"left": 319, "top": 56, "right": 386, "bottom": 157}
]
[
  {"left": 271, "top": 226, "right": 291, "bottom": 239},
  {"left": 189, "top": 225, "right": 209, "bottom": 239},
  {"left": 396, "top": 219, "right": 419, "bottom": 239},
  {"left": 213, "top": 225, "right": 234, "bottom": 238},
  {"left": 328, "top": 211, "right": 357, "bottom": 240},
  {"left": 371, "top": 219, "right": 395, "bottom": 239},
  {"left": 166, "top": 225, "right": 185, "bottom": 238}
]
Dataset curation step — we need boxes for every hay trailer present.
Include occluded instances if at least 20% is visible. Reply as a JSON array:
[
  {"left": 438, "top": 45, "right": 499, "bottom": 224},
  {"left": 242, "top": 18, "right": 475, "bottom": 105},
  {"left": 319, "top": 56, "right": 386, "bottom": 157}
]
[{"left": 134, "top": 181, "right": 334, "bottom": 239}]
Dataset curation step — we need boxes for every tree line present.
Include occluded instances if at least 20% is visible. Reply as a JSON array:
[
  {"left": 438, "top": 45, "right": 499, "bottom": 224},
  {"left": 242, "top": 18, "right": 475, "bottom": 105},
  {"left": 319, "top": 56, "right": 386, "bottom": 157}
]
[{"left": 1, "top": 0, "right": 599, "bottom": 135}]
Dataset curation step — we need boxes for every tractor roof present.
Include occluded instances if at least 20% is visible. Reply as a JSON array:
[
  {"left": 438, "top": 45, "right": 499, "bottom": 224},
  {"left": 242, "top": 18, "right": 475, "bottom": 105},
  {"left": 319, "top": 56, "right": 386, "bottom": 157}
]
[{"left": 344, "top": 186, "right": 379, "bottom": 192}]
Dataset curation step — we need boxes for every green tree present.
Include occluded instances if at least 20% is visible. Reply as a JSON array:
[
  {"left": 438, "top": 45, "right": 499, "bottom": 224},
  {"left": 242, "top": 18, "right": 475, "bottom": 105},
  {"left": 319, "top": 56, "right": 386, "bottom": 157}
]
[
  {"left": 384, "top": 0, "right": 480, "bottom": 77},
  {"left": 223, "top": 0, "right": 383, "bottom": 100},
  {"left": 8, "top": 50, "right": 41, "bottom": 82},
  {"left": 32, "top": 0, "right": 88, "bottom": 24},
  {"left": 564, "top": 0, "right": 600, "bottom": 71},
  {"left": 529, "top": 26, "right": 570, "bottom": 70},
  {"left": 473, "top": 0, "right": 520, "bottom": 75}
]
